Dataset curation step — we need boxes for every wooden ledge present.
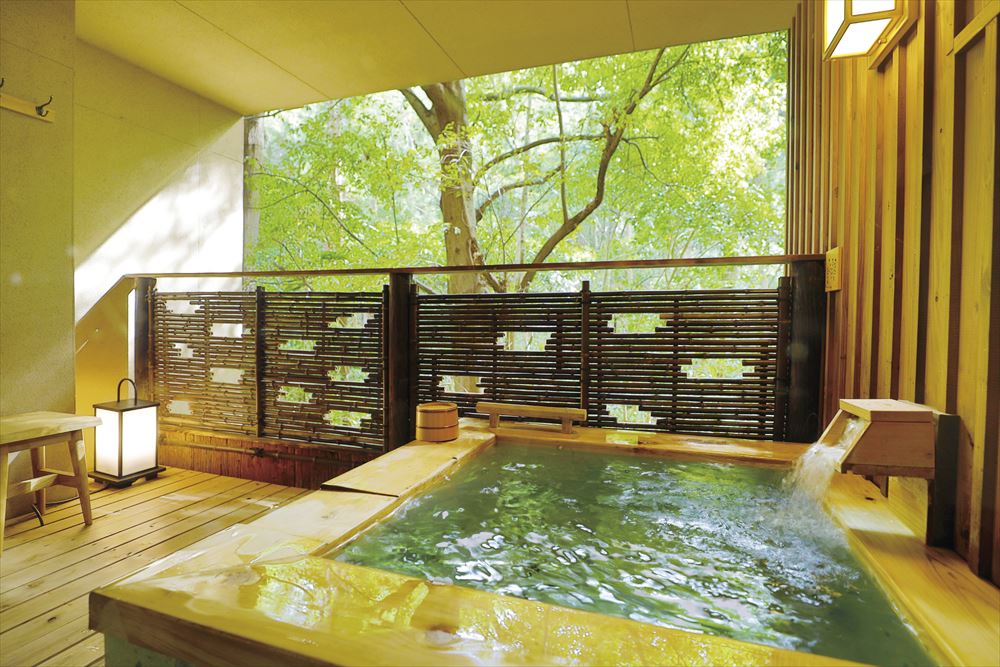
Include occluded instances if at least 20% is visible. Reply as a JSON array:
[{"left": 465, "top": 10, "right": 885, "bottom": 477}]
[
  {"left": 825, "top": 473, "right": 1000, "bottom": 666},
  {"left": 91, "top": 557, "right": 858, "bottom": 667},
  {"left": 461, "top": 417, "right": 809, "bottom": 466}
]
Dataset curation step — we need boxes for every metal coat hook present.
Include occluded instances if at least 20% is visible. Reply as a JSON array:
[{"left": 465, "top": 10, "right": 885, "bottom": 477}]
[
  {"left": 36, "top": 96, "right": 52, "bottom": 117},
  {"left": 0, "top": 78, "right": 5, "bottom": 89}
]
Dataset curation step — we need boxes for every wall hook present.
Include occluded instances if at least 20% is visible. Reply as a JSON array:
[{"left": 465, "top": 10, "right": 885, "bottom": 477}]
[
  {"left": 0, "top": 78, "right": 5, "bottom": 89},
  {"left": 36, "top": 95, "right": 52, "bottom": 117}
]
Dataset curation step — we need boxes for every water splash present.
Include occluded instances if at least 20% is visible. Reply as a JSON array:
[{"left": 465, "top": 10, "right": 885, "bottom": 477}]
[{"left": 785, "top": 415, "right": 865, "bottom": 504}]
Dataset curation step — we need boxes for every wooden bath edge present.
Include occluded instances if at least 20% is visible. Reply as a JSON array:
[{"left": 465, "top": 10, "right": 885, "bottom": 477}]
[{"left": 88, "top": 423, "right": 998, "bottom": 666}]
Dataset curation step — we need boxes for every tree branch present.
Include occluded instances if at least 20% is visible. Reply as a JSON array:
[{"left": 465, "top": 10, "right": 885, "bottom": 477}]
[
  {"left": 475, "top": 166, "right": 560, "bottom": 222},
  {"left": 552, "top": 64, "right": 570, "bottom": 225},
  {"left": 518, "top": 47, "right": 690, "bottom": 291},
  {"left": 481, "top": 85, "right": 603, "bottom": 103},
  {"left": 475, "top": 134, "right": 603, "bottom": 182},
  {"left": 249, "top": 171, "right": 379, "bottom": 258},
  {"left": 398, "top": 88, "right": 440, "bottom": 137}
]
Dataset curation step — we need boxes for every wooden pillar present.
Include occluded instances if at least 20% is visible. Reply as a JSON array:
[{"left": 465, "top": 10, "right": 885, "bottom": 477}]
[
  {"left": 133, "top": 277, "right": 156, "bottom": 399},
  {"left": 774, "top": 276, "right": 792, "bottom": 440},
  {"left": 927, "top": 412, "right": 960, "bottom": 548},
  {"left": 385, "top": 273, "right": 414, "bottom": 449},
  {"left": 787, "top": 260, "right": 826, "bottom": 442},
  {"left": 580, "top": 280, "right": 590, "bottom": 424}
]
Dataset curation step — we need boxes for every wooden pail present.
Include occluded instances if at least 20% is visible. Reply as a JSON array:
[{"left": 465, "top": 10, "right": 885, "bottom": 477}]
[{"left": 416, "top": 402, "right": 459, "bottom": 441}]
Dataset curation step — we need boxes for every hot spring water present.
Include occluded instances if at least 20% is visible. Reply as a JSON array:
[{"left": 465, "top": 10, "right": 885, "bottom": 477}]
[{"left": 333, "top": 441, "right": 933, "bottom": 666}]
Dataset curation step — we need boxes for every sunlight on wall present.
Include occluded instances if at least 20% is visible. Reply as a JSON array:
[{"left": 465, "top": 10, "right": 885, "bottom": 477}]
[
  {"left": 74, "top": 152, "right": 243, "bottom": 320},
  {"left": 72, "top": 41, "right": 244, "bottom": 474}
]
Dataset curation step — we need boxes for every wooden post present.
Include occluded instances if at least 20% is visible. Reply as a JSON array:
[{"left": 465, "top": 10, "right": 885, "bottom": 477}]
[
  {"left": 927, "top": 412, "right": 960, "bottom": 548},
  {"left": 408, "top": 282, "right": 419, "bottom": 433},
  {"left": 385, "top": 273, "right": 413, "bottom": 449},
  {"left": 774, "top": 276, "right": 792, "bottom": 440},
  {"left": 580, "top": 281, "right": 591, "bottom": 424},
  {"left": 787, "top": 260, "right": 826, "bottom": 442},
  {"left": 133, "top": 277, "right": 156, "bottom": 399},
  {"left": 254, "top": 286, "right": 266, "bottom": 437}
]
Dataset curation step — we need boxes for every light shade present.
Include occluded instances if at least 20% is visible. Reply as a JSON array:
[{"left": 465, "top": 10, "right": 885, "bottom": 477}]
[
  {"left": 92, "top": 379, "right": 164, "bottom": 487},
  {"left": 824, "top": 0, "right": 900, "bottom": 59}
]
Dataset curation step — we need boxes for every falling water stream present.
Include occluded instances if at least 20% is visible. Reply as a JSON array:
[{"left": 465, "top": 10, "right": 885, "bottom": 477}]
[
  {"left": 332, "top": 442, "right": 934, "bottom": 666},
  {"left": 786, "top": 414, "right": 866, "bottom": 503}
]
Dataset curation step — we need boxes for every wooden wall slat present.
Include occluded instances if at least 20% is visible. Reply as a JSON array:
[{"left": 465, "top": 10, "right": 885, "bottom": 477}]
[{"left": 788, "top": 0, "right": 1000, "bottom": 583}]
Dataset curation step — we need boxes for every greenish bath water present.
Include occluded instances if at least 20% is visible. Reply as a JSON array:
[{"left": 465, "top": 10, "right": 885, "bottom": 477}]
[{"left": 333, "top": 444, "right": 935, "bottom": 666}]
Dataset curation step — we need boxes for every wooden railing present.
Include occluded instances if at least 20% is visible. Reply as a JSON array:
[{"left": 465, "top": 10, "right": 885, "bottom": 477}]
[{"left": 131, "top": 255, "right": 826, "bottom": 450}]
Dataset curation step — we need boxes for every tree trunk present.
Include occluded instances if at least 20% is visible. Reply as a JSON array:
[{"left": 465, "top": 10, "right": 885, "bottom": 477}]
[
  {"left": 243, "top": 115, "right": 263, "bottom": 271},
  {"left": 424, "top": 81, "right": 483, "bottom": 295}
]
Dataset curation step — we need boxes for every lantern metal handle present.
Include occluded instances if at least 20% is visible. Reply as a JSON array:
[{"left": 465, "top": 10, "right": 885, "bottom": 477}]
[{"left": 117, "top": 378, "right": 139, "bottom": 404}]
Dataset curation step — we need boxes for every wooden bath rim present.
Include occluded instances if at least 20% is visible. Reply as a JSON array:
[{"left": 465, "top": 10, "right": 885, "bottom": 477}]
[{"left": 89, "top": 419, "right": 1000, "bottom": 667}]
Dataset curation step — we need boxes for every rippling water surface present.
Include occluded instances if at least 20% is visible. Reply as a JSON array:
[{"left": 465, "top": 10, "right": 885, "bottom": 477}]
[{"left": 333, "top": 444, "right": 934, "bottom": 666}]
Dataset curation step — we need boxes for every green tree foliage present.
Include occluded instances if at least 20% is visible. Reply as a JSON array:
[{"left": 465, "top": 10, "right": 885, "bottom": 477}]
[{"left": 246, "top": 32, "right": 787, "bottom": 294}]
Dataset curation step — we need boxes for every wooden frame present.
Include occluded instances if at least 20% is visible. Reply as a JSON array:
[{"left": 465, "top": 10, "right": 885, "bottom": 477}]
[{"left": 821, "top": 0, "right": 918, "bottom": 68}]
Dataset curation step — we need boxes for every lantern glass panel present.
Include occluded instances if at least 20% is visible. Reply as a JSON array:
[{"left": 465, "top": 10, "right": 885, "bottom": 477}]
[
  {"left": 851, "top": 0, "right": 895, "bottom": 16},
  {"left": 121, "top": 406, "right": 157, "bottom": 476},
  {"left": 832, "top": 18, "right": 892, "bottom": 56},
  {"left": 94, "top": 407, "right": 120, "bottom": 476},
  {"left": 825, "top": 0, "right": 845, "bottom": 50}
]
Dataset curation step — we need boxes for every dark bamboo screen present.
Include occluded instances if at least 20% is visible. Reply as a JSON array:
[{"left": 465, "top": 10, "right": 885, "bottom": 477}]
[
  {"left": 151, "top": 282, "right": 791, "bottom": 446},
  {"left": 415, "top": 291, "right": 584, "bottom": 413},
  {"left": 586, "top": 288, "right": 787, "bottom": 438},
  {"left": 152, "top": 291, "right": 258, "bottom": 435},
  {"left": 151, "top": 289, "right": 385, "bottom": 448},
  {"left": 415, "top": 284, "right": 790, "bottom": 440},
  {"left": 259, "top": 291, "right": 384, "bottom": 446}
]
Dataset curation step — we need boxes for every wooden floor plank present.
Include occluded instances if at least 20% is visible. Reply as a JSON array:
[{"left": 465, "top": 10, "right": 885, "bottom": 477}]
[
  {"left": 1, "top": 483, "right": 300, "bottom": 632},
  {"left": 38, "top": 631, "right": 104, "bottom": 666},
  {"left": 0, "top": 479, "right": 266, "bottom": 609},
  {"left": 28, "top": 625, "right": 95, "bottom": 667},
  {"left": 0, "top": 470, "right": 306, "bottom": 667},
  {"left": 1, "top": 471, "right": 215, "bottom": 550},
  {"left": 1, "top": 475, "right": 247, "bottom": 571},
  {"left": 0, "top": 478, "right": 262, "bottom": 592},
  {"left": 1, "top": 488, "right": 309, "bottom": 667},
  {"left": 2, "top": 468, "right": 199, "bottom": 539}
]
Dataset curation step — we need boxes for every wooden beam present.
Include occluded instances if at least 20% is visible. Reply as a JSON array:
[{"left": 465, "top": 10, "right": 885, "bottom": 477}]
[
  {"left": 122, "top": 254, "right": 825, "bottom": 281},
  {"left": 133, "top": 277, "right": 155, "bottom": 400},
  {"left": 384, "top": 274, "right": 413, "bottom": 449},
  {"left": 787, "top": 260, "right": 826, "bottom": 442},
  {"left": 949, "top": 0, "right": 999, "bottom": 56}
]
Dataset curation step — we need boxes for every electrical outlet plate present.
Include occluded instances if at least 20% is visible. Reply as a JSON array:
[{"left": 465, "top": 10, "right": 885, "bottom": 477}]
[{"left": 826, "top": 246, "right": 842, "bottom": 292}]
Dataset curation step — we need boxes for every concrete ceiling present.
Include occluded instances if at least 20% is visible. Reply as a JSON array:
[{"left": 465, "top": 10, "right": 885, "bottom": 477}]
[{"left": 76, "top": 0, "right": 797, "bottom": 115}]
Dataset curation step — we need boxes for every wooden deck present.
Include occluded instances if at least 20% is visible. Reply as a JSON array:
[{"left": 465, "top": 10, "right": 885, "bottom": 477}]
[{"left": 0, "top": 468, "right": 308, "bottom": 667}]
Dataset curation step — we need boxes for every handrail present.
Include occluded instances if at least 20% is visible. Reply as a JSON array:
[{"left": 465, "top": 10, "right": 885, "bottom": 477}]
[{"left": 124, "top": 253, "right": 824, "bottom": 280}]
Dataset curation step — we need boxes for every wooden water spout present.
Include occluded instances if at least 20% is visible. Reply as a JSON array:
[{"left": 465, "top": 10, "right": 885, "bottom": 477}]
[{"left": 820, "top": 399, "right": 936, "bottom": 479}]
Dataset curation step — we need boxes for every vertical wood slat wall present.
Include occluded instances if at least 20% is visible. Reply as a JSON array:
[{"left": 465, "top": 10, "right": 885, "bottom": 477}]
[{"left": 787, "top": 0, "right": 999, "bottom": 583}]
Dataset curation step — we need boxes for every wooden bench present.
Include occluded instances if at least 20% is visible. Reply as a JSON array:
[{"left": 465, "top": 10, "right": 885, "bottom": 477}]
[
  {"left": 476, "top": 402, "right": 587, "bottom": 434},
  {"left": 0, "top": 411, "right": 101, "bottom": 553}
]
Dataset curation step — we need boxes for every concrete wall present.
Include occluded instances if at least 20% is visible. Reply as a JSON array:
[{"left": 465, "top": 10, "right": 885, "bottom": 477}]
[
  {"left": 0, "top": 0, "right": 77, "bottom": 517},
  {"left": 73, "top": 41, "right": 244, "bottom": 471},
  {"left": 1, "top": 8, "right": 244, "bottom": 521}
]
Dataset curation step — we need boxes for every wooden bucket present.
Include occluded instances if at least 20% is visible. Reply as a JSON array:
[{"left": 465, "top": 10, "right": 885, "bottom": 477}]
[{"left": 416, "top": 402, "right": 459, "bottom": 442}]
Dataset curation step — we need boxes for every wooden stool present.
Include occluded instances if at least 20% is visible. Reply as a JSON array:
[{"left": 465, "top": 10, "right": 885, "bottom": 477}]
[
  {"left": 0, "top": 411, "right": 101, "bottom": 553},
  {"left": 476, "top": 401, "right": 587, "bottom": 434}
]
